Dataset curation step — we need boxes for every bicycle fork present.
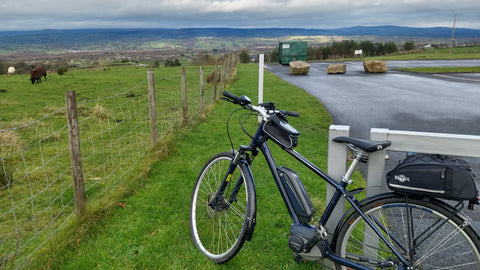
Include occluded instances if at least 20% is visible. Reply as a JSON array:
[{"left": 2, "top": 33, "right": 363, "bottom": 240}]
[
  {"left": 207, "top": 151, "right": 242, "bottom": 211},
  {"left": 207, "top": 149, "right": 258, "bottom": 241},
  {"left": 208, "top": 147, "right": 256, "bottom": 208}
]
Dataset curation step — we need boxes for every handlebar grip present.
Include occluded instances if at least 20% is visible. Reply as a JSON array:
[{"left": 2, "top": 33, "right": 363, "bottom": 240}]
[
  {"left": 283, "top": 110, "right": 300, "bottom": 117},
  {"left": 222, "top": 91, "right": 241, "bottom": 104}
]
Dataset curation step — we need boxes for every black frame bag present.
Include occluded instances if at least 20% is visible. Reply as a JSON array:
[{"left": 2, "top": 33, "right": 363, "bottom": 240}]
[
  {"left": 263, "top": 114, "right": 300, "bottom": 149},
  {"left": 386, "top": 154, "right": 478, "bottom": 201}
]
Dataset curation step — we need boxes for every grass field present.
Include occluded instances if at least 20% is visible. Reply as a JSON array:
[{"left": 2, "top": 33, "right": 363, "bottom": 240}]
[
  {"left": 394, "top": 66, "right": 480, "bottom": 73},
  {"left": 322, "top": 45, "right": 480, "bottom": 62},
  {"left": 0, "top": 63, "right": 226, "bottom": 269},
  {"left": 367, "top": 46, "right": 480, "bottom": 60},
  {"left": 21, "top": 63, "right": 362, "bottom": 269},
  {"left": 3, "top": 47, "right": 479, "bottom": 268}
]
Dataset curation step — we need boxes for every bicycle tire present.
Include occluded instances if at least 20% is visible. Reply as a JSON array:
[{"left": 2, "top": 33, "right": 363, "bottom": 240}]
[
  {"left": 190, "top": 152, "right": 255, "bottom": 263},
  {"left": 334, "top": 195, "right": 480, "bottom": 269}
]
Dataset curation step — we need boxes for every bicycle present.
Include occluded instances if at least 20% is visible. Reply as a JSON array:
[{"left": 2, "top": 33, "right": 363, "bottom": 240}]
[{"left": 189, "top": 90, "right": 480, "bottom": 269}]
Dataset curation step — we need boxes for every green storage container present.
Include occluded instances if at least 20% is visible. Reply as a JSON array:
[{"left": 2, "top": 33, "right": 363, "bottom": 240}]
[{"left": 278, "top": 41, "right": 307, "bottom": 65}]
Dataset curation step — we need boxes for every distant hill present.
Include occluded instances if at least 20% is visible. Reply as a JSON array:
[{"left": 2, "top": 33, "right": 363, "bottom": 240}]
[
  {"left": 1, "top": 26, "right": 480, "bottom": 39},
  {"left": 0, "top": 26, "right": 479, "bottom": 54}
]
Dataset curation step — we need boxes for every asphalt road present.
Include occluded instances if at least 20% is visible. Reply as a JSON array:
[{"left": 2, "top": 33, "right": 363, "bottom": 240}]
[
  {"left": 267, "top": 59, "right": 480, "bottom": 226},
  {"left": 267, "top": 60, "right": 480, "bottom": 138}
]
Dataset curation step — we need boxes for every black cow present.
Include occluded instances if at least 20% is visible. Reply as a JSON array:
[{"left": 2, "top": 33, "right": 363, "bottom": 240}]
[{"left": 30, "top": 66, "right": 47, "bottom": 84}]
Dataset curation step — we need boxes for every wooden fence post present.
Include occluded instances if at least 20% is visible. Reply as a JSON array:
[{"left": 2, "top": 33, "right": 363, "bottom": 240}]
[
  {"left": 65, "top": 90, "right": 86, "bottom": 216},
  {"left": 181, "top": 67, "right": 189, "bottom": 123},
  {"left": 221, "top": 61, "right": 225, "bottom": 93},
  {"left": 199, "top": 66, "right": 205, "bottom": 114},
  {"left": 212, "top": 65, "right": 218, "bottom": 102},
  {"left": 147, "top": 70, "right": 158, "bottom": 146}
]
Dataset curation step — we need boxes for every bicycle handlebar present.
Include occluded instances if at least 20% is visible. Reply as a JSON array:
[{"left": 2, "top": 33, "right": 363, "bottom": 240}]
[
  {"left": 222, "top": 91, "right": 299, "bottom": 121},
  {"left": 222, "top": 91, "right": 242, "bottom": 104}
]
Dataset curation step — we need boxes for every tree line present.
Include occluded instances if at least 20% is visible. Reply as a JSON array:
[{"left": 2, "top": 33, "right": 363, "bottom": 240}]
[{"left": 269, "top": 40, "right": 415, "bottom": 62}]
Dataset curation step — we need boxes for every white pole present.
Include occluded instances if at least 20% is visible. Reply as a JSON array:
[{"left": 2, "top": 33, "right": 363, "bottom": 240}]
[
  {"left": 258, "top": 54, "right": 264, "bottom": 123},
  {"left": 258, "top": 54, "right": 264, "bottom": 105}
]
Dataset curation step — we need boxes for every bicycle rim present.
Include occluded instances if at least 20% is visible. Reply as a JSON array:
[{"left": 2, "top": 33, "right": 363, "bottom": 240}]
[
  {"left": 190, "top": 153, "right": 250, "bottom": 263},
  {"left": 335, "top": 197, "right": 480, "bottom": 269}
]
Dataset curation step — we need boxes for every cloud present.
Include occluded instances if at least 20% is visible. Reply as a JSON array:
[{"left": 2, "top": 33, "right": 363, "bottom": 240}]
[{"left": 0, "top": 0, "right": 479, "bottom": 30}]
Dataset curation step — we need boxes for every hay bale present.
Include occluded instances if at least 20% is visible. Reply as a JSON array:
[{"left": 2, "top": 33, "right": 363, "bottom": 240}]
[
  {"left": 363, "top": 60, "right": 387, "bottom": 73},
  {"left": 327, "top": 64, "right": 346, "bottom": 74},
  {"left": 289, "top": 61, "right": 310, "bottom": 75}
]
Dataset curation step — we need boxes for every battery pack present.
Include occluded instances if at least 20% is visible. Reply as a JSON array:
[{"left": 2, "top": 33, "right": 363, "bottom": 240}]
[{"left": 278, "top": 166, "right": 315, "bottom": 224}]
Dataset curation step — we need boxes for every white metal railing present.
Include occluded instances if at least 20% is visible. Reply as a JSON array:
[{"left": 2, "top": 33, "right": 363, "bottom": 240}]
[{"left": 326, "top": 125, "right": 480, "bottom": 231}]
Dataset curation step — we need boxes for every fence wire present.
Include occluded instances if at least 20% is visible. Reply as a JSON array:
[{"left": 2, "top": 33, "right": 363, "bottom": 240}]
[{"left": 0, "top": 60, "right": 236, "bottom": 269}]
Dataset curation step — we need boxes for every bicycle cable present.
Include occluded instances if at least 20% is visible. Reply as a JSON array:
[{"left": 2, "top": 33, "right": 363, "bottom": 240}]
[
  {"left": 239, "top": 111, "right": 255, "bottom": 140},
  {"left": 226, "top": 108, "right": 258, "bottom": 152},
  {"left": 226, "top": 108, "right": 244, "bottom": 152}
]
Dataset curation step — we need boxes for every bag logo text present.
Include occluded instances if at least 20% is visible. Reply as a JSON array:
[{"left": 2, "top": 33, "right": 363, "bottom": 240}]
[{"left": 395, "top": 174, "right": 410, "bottom": 183}]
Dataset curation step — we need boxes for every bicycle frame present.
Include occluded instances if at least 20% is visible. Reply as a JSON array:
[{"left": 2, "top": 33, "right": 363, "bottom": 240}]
[{"left": 210, "top": 120, "right": 411, "bottom": 269}]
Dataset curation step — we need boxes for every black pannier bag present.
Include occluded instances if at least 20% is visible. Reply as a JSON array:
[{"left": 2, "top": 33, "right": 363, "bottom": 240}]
[
  {"left": 263, "top": 114, "right": 300, "bottom": 149},
  {"left": 386, "top": 154, "right": 478, "bottom": 201}
]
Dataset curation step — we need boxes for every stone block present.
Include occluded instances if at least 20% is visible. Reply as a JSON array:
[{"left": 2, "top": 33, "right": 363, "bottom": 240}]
[
  {"left": 363, "top": 60, "right": 387, "bottom": 73},
  {"left": 289, "top": 61, "right": 310, "bottom": 75}
]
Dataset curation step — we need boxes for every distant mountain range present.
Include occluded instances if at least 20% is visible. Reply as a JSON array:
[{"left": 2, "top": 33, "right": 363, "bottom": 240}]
[
  {"left": 1, "top": 25, "right": 480, "bottom": 39},
  {"left": 0, "top": 26, "right": 479, "bottom": 54}
]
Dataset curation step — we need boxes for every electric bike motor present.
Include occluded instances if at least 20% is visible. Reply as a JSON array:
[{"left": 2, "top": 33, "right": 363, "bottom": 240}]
[{"left": 288, "top": 224, "right": 326, "bottom": 261}]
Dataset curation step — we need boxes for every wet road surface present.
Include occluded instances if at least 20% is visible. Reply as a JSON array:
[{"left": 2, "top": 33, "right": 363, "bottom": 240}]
[
  {"left": 267, "top": 60, "right": 480, "bottom": 138},
  {"left": 268, "top": 59, "right": 480, "bottom": 226}
]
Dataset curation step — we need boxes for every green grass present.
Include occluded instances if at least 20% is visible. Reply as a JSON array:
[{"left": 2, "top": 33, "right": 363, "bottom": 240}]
[
  {"left": 0, "top": 63, "right": 225, "bottom": 269},
  {"left": 0, "top": 64, "right": 217, "bottom": 148},
  {"left": 27, "top": 63, "right": 361, "bottom": 269},
  {"left": 321, "top": 46, "right": 480, "bottom": 62},
  {"left": 395, "top": 66, "right": 480, "bottom": 73},
  {"left": 367, "top": 46, "right": 480, "bottom": 60}
]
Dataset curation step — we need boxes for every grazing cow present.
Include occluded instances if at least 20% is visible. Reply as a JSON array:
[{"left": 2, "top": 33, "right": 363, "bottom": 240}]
[
  {"left": 206, "top": 70, "right": 220, "bottom": 83},
  {"left": 7, "top": 66, "right": 15, "bottom": 75},
  {"left": 30, "top": 66, "right": 47, "bottom": 84}
]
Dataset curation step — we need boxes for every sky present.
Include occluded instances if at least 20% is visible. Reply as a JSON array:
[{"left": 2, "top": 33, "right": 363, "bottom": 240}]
[{"left": 0, "top": 0, "right": 479, "bottom": 31}]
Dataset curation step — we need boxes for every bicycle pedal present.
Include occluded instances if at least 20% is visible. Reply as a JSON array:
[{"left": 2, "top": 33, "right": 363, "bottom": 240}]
[{"left": 293, "top": 253, "right": 304, "bottom": 263}]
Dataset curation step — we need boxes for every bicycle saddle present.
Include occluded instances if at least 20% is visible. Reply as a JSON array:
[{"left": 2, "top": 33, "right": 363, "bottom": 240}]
[{"left": 333, "top": 136, "right": 391, "bottom": 153}]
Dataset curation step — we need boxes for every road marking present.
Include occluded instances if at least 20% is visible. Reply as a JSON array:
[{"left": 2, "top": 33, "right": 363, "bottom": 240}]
[{"left": 433, "top": 74, "right": 480, "bottom": 82}]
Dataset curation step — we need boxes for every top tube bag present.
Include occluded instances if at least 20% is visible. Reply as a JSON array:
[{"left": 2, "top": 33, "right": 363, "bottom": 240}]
[
  {"left": 263, "top": 114, "right": 300, "bottom": 149},
  {"left": 386, "top": 153, "right": 478, "bottom": 201}
]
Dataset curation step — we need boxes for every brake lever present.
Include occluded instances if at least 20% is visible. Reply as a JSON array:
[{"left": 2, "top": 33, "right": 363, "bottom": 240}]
[{"left": 220, "top": 97, "right": 236, "bottom": 104}]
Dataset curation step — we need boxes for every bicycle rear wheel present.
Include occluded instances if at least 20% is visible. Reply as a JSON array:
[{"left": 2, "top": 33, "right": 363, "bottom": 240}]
[
  {"left": 190, "top": 152, "right": 255, "bottom": 263},
  {"left": 334, "top": 195, "right": 480, "bottom": 269}
]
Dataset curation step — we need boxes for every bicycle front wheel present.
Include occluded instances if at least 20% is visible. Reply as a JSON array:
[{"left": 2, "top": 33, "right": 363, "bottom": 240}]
[
  {"left": 334, "top": 195, "right": 480, "bottom": 269},
  {"left": 190, "top": 152, "right": 255, "bottom": 263}
]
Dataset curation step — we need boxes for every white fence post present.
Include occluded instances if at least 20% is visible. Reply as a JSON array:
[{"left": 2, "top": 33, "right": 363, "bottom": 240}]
[
  {"left": 326, "top": 125, "right": 350, "bottom": 232},
  {"left": 367, "top": 128, "right": 389, "bottom": 196}
]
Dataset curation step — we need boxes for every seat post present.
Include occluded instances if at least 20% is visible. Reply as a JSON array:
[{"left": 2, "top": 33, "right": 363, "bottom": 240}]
[{"left": 342, "top": 148, "right": 366, "bottom": 184}]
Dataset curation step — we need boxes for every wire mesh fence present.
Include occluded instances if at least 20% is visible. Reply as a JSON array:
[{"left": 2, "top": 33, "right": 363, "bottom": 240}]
[{"left": 0, "top": 55, "right": 238, "bottom": 269}]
